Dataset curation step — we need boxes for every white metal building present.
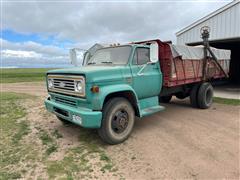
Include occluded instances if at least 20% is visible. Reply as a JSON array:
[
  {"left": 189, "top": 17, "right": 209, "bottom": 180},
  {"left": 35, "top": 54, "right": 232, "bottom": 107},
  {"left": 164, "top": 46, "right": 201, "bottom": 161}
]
[
  {"left": 176, "top": 0, "right": 240, "bottom": 84},
  {"left": 176, "top": 0, "right": 240, "bottom": 45}
]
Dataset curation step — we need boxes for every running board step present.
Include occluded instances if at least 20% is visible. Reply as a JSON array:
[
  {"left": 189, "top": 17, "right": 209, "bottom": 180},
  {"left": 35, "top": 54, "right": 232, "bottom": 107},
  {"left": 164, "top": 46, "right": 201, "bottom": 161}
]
[{"left": 140, "top": 105, "right": 165, "bottom": 117}]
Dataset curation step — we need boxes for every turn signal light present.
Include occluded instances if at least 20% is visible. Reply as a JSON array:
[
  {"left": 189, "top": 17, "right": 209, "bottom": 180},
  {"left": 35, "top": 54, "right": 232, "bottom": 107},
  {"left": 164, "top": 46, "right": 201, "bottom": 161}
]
[{"left": 91, "top": 86, "right": 99, "bottom": 93}]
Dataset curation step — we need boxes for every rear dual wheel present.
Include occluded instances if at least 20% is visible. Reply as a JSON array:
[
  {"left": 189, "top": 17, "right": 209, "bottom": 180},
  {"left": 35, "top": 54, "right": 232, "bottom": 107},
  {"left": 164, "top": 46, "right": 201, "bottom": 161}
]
[
  {"left": 190, "top": 82, "right": 213, "bottom": 109},
  {"left": 198, "top": 82, "right": 214, "bottom": 109}
]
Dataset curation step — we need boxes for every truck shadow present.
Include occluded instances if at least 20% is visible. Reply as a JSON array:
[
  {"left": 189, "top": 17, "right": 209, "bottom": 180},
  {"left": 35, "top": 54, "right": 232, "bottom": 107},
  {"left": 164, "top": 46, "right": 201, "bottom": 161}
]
[
  {"left": 132, "top": 98, "right": 199, "bottom": 135},
  {"left": 57, "top": 122, "right": 107, "bottom": 146},
  {"left": 164, "top": 97, "right": 193, "bottom": 108}
]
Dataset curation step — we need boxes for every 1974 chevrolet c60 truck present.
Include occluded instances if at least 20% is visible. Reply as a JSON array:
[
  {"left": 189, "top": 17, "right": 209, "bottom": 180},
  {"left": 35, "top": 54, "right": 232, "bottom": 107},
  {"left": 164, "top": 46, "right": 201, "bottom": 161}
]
[{"left": 45, "top": 39, "right": 230, "bottom": 144}]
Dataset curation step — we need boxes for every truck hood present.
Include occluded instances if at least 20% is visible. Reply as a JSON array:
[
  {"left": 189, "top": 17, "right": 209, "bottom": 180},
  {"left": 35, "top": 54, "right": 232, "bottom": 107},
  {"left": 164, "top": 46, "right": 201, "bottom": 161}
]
[{"left": 47, "top": 65, "right": 128, "bottom": 84}]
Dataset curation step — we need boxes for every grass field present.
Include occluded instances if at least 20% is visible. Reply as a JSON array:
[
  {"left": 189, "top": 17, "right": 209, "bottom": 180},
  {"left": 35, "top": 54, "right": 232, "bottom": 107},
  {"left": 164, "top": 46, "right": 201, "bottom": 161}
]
[
  {"left": 0, "top": 92, "right": 34, "bottom": 179},
  {"left": 0, "top": 68, "right": 52, "bottom": 83},
  {"left": 0, "top": 92, "right": 118, "bottom": 179}
]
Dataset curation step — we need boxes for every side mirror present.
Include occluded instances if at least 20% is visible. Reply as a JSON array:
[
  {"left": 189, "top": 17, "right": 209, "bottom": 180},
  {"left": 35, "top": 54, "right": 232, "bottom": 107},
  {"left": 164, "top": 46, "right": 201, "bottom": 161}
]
[
  {"left": 150, "top": 42, "right": 159, "bottom": 63},
  {"left": 69, "top": 48, "right": 88, "bottom": 66}
]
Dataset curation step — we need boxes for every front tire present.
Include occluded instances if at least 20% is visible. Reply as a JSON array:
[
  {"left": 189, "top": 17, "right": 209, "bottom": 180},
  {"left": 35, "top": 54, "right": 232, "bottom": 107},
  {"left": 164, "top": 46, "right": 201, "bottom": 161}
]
[{"left": 98, "top": 97, "right": 135, "bottom": 145}]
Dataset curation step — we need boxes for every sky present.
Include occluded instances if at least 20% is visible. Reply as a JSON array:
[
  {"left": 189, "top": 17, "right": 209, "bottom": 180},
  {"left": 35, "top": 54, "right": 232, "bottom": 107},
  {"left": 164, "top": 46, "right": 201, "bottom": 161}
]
[{"left": 1, "top": 0, "right": 231, "bottom": 68}]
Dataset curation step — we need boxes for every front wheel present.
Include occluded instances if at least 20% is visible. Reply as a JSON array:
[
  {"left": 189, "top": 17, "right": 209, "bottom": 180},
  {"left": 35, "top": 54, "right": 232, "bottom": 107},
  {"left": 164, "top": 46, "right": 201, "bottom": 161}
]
[{"left": 98, "top": 97, "right": 135, "bottom": 145}]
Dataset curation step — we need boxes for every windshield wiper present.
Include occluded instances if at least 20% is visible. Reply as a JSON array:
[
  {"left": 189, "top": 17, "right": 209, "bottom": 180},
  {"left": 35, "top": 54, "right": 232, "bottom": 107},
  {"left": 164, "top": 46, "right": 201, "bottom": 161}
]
[
  {"left": 87, "top": 62, "right": 96, "bottom": 65},
  {"left": 101, "top": 61, "right": 112, "bottom": 64}
]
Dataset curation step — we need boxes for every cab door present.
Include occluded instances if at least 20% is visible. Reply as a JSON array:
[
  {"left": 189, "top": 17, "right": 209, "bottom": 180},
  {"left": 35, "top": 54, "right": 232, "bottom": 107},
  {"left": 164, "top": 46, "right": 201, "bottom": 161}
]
[{"left": 130, "top": 47, "right": 162, "bottom": 99}]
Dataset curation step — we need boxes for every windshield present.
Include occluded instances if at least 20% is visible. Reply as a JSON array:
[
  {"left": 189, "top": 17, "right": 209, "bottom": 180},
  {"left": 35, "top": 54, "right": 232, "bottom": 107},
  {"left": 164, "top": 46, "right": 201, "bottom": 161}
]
[{"left": 87, "top": 46, "right": 131, "bottom": 65}]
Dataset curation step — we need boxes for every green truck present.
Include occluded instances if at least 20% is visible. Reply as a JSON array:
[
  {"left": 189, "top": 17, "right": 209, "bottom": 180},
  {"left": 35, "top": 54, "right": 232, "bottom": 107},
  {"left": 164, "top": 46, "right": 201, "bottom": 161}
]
[{"left": 45, "top": 39, "right": 230, "bottom": 144}]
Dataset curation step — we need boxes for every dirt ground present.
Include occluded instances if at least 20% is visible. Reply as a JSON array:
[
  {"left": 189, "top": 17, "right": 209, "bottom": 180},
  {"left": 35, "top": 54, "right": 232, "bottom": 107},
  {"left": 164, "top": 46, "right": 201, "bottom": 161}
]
[{"left": 1, "top": 82, "right": 240, "bottom": 179}]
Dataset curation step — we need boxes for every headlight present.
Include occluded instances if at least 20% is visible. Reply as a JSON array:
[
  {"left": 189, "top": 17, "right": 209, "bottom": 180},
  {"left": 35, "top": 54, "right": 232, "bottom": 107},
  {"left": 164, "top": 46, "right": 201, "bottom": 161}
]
[
  {"left": 48, "top": 78, "right": 53, "bottom": 89},
  {"left": 75, "top": 80, "right": 84, "bottom": 93}
]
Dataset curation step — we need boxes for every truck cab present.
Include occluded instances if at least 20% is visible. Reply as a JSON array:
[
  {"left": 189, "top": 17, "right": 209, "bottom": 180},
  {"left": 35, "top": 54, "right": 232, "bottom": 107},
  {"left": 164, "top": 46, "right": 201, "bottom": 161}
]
[{"left": 45, "top": 42, "right": 165, "bottom": 144}]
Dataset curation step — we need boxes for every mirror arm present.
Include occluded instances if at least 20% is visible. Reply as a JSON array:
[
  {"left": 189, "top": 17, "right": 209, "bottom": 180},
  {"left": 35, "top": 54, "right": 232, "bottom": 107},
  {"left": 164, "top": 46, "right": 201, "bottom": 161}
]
[{"left": 83, "top": 51, "right": 91, "bottom": 66}]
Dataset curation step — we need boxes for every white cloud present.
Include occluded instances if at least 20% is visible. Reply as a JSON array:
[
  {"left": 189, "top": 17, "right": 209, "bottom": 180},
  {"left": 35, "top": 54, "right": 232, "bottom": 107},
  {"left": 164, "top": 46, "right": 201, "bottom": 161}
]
[
  {"left": 1, "top": 38, "right": 70, "bottom": 67},
  {"left": 1, "top": 38, "right": 67, "bottom": 56},
  {"left": 1, "top": 1, "right": 230, "bottom": 68},
  {"left": 1, "top": 49, "right": 42, "bottom": 58},
  {"left": 2, "top": 1, "right": 229, "bottom": 45}
]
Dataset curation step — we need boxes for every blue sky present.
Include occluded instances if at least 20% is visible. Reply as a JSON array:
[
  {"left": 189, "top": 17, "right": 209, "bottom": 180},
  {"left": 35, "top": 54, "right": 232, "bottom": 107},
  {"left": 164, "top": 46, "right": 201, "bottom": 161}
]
[
  {"left": 3, "top": 29, "right": 73, "bottom": 48},
  {"left": 3, "top": 30, "right": 42, "bottom": 43},
  {"left": 1, "top": 0, "right": 230, "bottom": 68}
]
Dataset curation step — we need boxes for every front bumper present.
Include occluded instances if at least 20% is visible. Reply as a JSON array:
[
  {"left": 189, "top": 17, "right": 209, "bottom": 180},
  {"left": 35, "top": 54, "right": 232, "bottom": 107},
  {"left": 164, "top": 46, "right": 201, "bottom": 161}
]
[{"left": 44, "top": 97, "right": 102, "bottom": 128}]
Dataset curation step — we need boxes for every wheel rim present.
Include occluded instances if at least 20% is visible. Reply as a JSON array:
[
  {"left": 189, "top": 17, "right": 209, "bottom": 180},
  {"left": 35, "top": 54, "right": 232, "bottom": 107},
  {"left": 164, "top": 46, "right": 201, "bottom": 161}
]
[{"left": 111, "top": 109, "right": 129, "bottom": 134}]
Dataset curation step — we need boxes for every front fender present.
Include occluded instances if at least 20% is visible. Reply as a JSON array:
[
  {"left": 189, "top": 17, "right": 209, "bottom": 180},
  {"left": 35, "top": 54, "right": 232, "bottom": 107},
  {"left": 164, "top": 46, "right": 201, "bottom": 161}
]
[{"left": 91, "top": 84, "right": 138, "bottom": 110}]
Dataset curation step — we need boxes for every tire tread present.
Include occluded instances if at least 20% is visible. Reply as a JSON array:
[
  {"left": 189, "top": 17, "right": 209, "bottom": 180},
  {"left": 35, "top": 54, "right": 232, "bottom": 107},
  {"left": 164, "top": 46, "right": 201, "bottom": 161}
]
[{"left": 190, "top": 84, "right": 200, "bottom": 108}]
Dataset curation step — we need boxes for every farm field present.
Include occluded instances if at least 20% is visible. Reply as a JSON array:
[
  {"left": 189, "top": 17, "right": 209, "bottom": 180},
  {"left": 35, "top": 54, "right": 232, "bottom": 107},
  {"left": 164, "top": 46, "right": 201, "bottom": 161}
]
[{"left": 0, "top": 68, "right": 52, "bottom": 83}]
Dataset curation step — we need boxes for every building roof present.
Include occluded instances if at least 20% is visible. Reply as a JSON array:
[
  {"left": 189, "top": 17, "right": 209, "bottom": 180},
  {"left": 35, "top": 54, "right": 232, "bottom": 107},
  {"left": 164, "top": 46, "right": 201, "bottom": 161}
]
[{"left": 176, "top": 0, "right": 240, "bottom": 36}]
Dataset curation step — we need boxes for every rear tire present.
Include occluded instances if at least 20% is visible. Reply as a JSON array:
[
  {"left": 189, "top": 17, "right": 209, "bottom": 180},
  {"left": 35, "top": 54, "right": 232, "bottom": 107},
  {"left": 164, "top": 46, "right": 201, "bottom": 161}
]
[
  {"left": 56, "top": 116, "right": 71, "bottom": 124},
  {"left": 98, "top": 97, "right": 135, "bottom": 145},
  {"left": 159, "top": 95, "right": 172, "bottom": 103},
  {"left": 197, "top": 82, "right": 213, "bottom": 109},
  {"left": 190, "top": 84, "right": 200, "bottom": 108}
]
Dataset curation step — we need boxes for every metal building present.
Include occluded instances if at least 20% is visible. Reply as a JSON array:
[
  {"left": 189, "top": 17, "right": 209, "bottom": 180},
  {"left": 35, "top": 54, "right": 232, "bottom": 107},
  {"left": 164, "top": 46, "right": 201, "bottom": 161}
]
[{"left": 176, "top": 0, "right": 240, "bottom": 84}]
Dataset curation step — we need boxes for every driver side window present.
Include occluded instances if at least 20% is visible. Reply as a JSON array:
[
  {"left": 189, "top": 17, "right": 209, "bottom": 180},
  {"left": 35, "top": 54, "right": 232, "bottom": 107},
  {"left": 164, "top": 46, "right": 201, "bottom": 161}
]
[{"left": 133, "top": 48, "right": 150, "bottom": 65}]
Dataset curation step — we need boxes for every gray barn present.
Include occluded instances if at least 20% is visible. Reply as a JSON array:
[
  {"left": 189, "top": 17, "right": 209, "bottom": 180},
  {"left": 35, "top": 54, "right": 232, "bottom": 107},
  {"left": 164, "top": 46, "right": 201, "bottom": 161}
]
[{"left": 176, "top": 0, "right": 240, "bottom": 84}]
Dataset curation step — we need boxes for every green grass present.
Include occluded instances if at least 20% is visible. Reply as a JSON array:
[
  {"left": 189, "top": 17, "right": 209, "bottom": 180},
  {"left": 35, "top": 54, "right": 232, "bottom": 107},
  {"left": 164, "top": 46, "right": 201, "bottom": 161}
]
[
  {"left": 38, "top": 128, "right": 58, "bottom": 156},
  {"left": 0, "top": 92, "right": 36, "bottom": 179},
  {"left": 0, "top": 92, "right": 118, "bottom": 179},
  {"left": 0, "top": 92, "right": 31, "bottom": 100},
  {"left": 52, "top": 129, "right": 63, "bottom": 139},
  {"left": 213, "top": 97, "right": 240, "bottom": 106},
  {"left": 46, "top": 129, "right": 116, "bottom": 179},
  {"left": 0, "top": 68, "right": 52, "bottom": 83},
  {"left": 12, "top": 120, "right": 30, "bottom": 144}
]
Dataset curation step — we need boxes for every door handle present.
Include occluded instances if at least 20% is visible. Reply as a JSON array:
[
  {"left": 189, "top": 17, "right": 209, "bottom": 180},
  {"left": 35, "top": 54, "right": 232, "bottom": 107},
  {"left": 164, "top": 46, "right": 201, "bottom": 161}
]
[
  {"left": 137, "top": 64, "right": 147, "bottom": 76},
  {"left": 137, "top": 72, "right": 144, "bottom": 76}
]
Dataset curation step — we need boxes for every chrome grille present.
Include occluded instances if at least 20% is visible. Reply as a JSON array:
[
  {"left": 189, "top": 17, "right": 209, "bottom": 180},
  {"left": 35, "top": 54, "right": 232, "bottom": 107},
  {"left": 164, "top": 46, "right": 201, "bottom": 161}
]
[
  {"left": 53, "top": 79, "right": 75, "bottom": 91},
  {"left": 54, "top": 96, "right": 77, "bottom": 107},
  {"left": 48, "top": 75, "right": 85, "bottom": 97}
]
